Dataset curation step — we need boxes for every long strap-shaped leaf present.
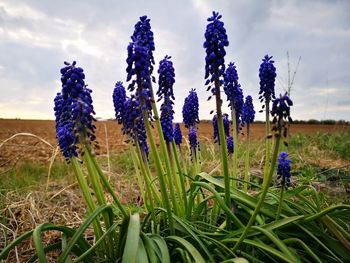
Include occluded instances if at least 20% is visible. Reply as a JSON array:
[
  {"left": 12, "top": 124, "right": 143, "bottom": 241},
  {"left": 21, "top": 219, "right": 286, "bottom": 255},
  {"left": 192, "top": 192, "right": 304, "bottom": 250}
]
[
  {"left": 58, "top": 205, "right": 113, "bottom": 263},
  {"left": 0, "top": 224, "right": 91, "bottom": 260},
  {"left": 222, "top": 238, "right": 295, "bottom": 263},
  {"left": 165, "top": 236, "right": 206, "bottom": 263},
  {"left": 122, "top": 213, "right": 141, "bottom": 263}
]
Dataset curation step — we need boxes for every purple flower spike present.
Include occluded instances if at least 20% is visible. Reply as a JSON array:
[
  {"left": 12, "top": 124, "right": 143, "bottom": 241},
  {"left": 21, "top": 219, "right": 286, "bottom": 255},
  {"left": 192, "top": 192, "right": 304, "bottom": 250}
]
[
  {"left": 55, "top": 61, "right": 96, "bottom": 160},
  {"left": 224, "top": 62, "right": 244, "bottom": 125},
  {"left": 204, "top": 11, "right": 229, "bottom": 91},
  {"left": 182, "top": 89, "right": 199, "bottom": 128},
  {"left": 242, "top": 95, "right": 255, "bottom": 125},
  {"left": 174, "top": 123, "right": 182, "bottom": 145},
  {"left": 213, "top": 114, "right": 230, "bottom": 144},
  {"left": 113, "top": 81, "right": 127, "bottom": 125},
  {"left": 227, "top": 136, "right": 234, "bottom": 154},
  {"left": 258, "top": 55, "right": 276, "bottom": 103},
  {"left": 277, "top": 152, "right": 291, "bottom": 187},
  {"left": 160, "top": 102, "right": 174, "bottom": 142}
]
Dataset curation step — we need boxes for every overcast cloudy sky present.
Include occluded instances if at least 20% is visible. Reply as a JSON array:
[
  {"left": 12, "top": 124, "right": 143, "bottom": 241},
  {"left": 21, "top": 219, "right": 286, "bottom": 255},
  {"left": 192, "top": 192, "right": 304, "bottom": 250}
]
[{"left": 0, "top": 0, "right": 349, "bottom": 121}]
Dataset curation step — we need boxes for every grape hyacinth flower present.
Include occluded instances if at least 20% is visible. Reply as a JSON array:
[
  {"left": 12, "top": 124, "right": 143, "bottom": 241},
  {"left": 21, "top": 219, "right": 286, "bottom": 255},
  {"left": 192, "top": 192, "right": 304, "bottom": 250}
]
[
  {"left": 131, "top": 15, "right": 155, "bottom": 72},
  {"left": 213, "top": 114, "right": 230, "bottom": 144},
  {"left": 204, "top": 11, "right": 229, "bottom": 91},
  {"left": 258, "top": 55, "right": 276, "bottom": 103},
  {"left": 160, "top": 102, "right": 174, "bottom": 142},
  {"left": 54, "top": 93, "right": 77, "bottom": 160},
  {"left": 126, "top": 41, "right": 153, "bottom": 115},
  {"left": 55, "top": 61, "right": 96, "bottom": 157},
  {"left": 113, "top": 81, "right": 127, "bottom": 125},
  {"left": 182, "top": 89, "right": 199, "bottom": 128},
  {"left": 277, "top": 152, "right": 291, "bottom": 187},
  {"left": 174, "top": 123, "right": 182, "bottom": 146},
  {"left": 224, "top": 62, "right": 244, "bottom": 125},
  {"left": 227, "top": 136, "right": 234, "bottom": 154},
  {"left": 242, "top": 95, "right": 255, "bottom": 125},
  {"left": 157, "top": 55, "right": 175, "bottom": 101},
  {"left": 122, "top": 97, "right": 149, "bottom": 157},
  {"left": 157, "top": 56, "right": 176, "bottom": 142},
  {"left": 271, "top": 93, "right": 293, "bottom": 123},
  {"left": 188, "top": 126, "right": 198, "bottom": 157},
  {"left": 204, "top": 11, "right": 233, "bottom": 208}
]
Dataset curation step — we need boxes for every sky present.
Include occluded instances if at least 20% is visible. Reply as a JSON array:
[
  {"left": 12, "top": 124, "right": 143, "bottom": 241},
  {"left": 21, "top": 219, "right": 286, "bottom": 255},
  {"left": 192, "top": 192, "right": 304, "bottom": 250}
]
[{"left": 0, "top": 0, "right": 349, "bottom": 122}]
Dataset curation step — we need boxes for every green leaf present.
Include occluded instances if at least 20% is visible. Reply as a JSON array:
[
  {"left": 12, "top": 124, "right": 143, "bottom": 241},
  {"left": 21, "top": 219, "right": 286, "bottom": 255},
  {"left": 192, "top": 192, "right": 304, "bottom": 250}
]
[
  {"left": 165, "top": 236, "right": 206, "bottom": 263},
  {"left": 122, "top": 213, "right": 141, "bottom": 263},
  {"left": 140, "top": 233, "right": 158, "bottom": 263},
  {"left": 149, "top": 234, "right": 170, "bottom": 263},
  {"left": 58, "top": 205, "right": 113, "bottom": 263},
  {"left": 136, "top": 237, "right": 149, "bottom": 263}
]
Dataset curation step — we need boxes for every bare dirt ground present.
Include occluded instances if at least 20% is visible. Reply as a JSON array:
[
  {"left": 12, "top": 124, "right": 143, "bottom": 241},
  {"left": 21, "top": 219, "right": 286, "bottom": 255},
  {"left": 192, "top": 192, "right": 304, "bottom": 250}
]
[{"left": 1, "top": 119, "right": 349, "bottom": 167}]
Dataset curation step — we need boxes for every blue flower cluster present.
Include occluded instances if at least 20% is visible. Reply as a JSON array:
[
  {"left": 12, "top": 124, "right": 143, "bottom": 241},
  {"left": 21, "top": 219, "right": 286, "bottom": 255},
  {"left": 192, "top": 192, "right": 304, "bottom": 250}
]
[
  {"left": 182, "top": 89, "right": 199, "bottom": 128},
  {"left": 126, "top": 42, "right": 153, "bottom": 114},
  {"left": 242, "top": 95, "right": 255, "bottom": 125},
  {"left": 173, "top": 123, "right": 182, "bottom": 146},
  {"left": 54, "top": 61, "right": 96, "bottom": 159},
  {"left": 271, "top": 93, "right": 293, "bottom": 122},
  {"left": 188, "top": 126, "right": 198, "bottom": 151},
  {"left": 212, "top": 114, "right": 230, "bottom": 144},
  {"left": 126, "top": 16, "right": 156, "bottom": 117},
  {"left": 204, "top": 11, "right": 229, "bottom": 92},
  {"left": 224, "top": 62, "right": 244, "bottom": 124},
  {"left": 131, "top": 15, "right": 155, "bottom": 72},
  {"left": 277, "top": 152, "right": 291, "bottom": 187},
  {"left": 122, "top": 97, "right": 149, "bottom": 156},
  {"left": 54, "top": 93, "right": 77, "bottom": 159},
  {"left": 160, "top": 102, "right": 174, "bottom": 142},
  {"left": 113, "top": 82, "right": 127, "bottom": 125},
  {"left": 227, "top": 136, "right": 234, "bottom": 154},
  {"left": 157, "top": 56, "right": 176, "bottom": 142},
  {"left": 258, "top": 55, "right": 276, "bottom": 103},
  {"left": 157, "top": 55, "right": 175, "bottom": 101}
]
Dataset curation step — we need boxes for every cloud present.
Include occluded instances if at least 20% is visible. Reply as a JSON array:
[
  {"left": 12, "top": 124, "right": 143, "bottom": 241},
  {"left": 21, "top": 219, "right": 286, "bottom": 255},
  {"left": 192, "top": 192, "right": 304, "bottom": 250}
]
[{"left": 0, "top": 0, "right": 349, "bottom": 122}]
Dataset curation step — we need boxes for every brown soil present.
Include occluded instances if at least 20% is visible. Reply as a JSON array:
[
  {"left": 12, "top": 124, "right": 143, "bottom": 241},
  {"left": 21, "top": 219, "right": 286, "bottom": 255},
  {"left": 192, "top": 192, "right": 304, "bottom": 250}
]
[{"left": 1, "top": 119, "right": 349, "bottom": 167}]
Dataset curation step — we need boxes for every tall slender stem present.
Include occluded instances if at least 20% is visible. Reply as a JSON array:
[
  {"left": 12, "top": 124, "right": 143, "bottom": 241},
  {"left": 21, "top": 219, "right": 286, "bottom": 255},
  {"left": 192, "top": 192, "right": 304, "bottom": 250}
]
[
  {"left": 71, "top": 157, "right": 103, "bottom": 245},
  {"left": 244, "top": 124, "right": 250, "bottom": 192},
  {"left": 231, "top": 106, "right": 238, "bottom": 189},
  {"left": 214, "top": 77, "right": 231, "bottom": 229},
  {"left": 142, "top": 112, "right": 175, "bottom": 233},
  {"left": 232, "top": 126, "right": 282, "bottom": 252},
  {"left": 263, "top": 100, "right": 271, "bottom": 187},
  {"left": 89, "top": 151, "right": 128, "bottom": 218},
  {"left": 134, "top": 141, "right": 161, "bottom": 205},
  {"left": 83, "top": 148, "right": 115, "bottom": 258},
  {"left": 172, "top": 139, "right": 188, "bottom": 213}
]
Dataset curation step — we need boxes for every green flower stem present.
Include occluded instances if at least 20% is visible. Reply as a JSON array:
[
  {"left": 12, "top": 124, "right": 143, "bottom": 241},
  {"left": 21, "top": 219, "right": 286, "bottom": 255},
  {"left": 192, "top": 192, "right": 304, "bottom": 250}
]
[
  {"left": 150, "top": 83, "right": 180, "bottom": 210},
  {"left": 276, "top": 185, "right": 285, "bottom": 220},
  {"left": 232, "top": 126, "right": 282, "bottom": 253},
  {"left": 70, "top": 157, "right": 103, "bottom": 243},
  {"left": 130, "top": 146, "right": 154, "bottom": 213},
  {"left": 178, "top": 145, "right": 190, "bottom": 188},
  {"left": 172, "top": 139, "right": 188, "bottom": 213},
  {"left": 83, "top": 148, "right": 113, "bottom": 258},
  {"left": 231, "top": 106, "right": 239, "bottom": 189},
  {"left": 167, "top": 141, "right": 184, "bottom": 216},
  {"left": 244, "top": 124, "right": 250, "bottom": 192},
  {"left": 88, "top": 150, "right": 128, "bottom": 218},
  {"left": 214, "top": 77, "right": 231, "bottom": 229},
  {"left": 263, "top": 100, "right": 271, "bottom": 187},
  {"left": 142, "top": 112, "right": 175, "bottom": 234},
  {"left": 134, "top": 141, "right": 160, "bottom": 207}
]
